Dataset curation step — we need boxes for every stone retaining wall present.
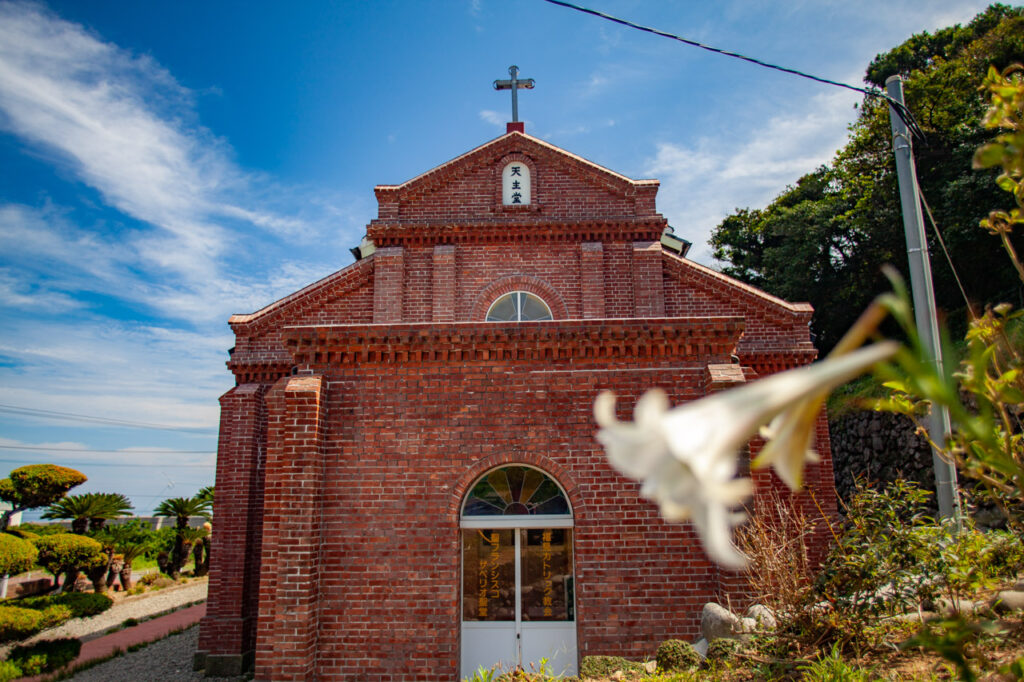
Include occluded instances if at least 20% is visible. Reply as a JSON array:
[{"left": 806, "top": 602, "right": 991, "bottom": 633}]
[{"left": 829, "top": 410, "right": 934, "bottom": 504}]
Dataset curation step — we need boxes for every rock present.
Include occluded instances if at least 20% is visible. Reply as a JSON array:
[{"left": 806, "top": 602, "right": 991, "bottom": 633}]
[
  {"left": 692, "top": 638, "right": 708, "bottom": 660},
  {"left": 644, "top": 660, "right": 658, "bottom": 673},
  {"left": 1013, "top": 578, "right": 1024, "bottom": 592},
  {"left": 739, "top": 617, "right": 757, "bottom": 635},
  {"left": 933, "top": 597, "right": 984, "bottom": 616},
  {"left": 611, "top": 672, "right": 624, "bottom": 681},
  {"left": 990, "top": 590, "right": 1024, "bottom": 614},
  {"left": 701, "top": 602, "right": 740, "bottom": 641},
  {"left": 894, "top": 610, "right": 939, "bottom": 623},
  {"left": 745, "top": 604, "right": 777, "bottom": 630}
]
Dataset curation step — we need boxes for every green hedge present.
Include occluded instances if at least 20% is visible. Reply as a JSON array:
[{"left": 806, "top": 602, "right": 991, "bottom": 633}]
[
  {"left": 0, "top": 606, "right": 43, "bottom": 643},
  {"left": 19, "top": 592, "right": 113, "bottom": 619},
  {"left": 7, "top": 638, "right": 81, "bottom": 676}
]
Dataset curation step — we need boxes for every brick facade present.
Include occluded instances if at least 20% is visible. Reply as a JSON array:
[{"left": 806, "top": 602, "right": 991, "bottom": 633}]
[{"left": 195, "top": 127, "right": 837, "bottom": 680}]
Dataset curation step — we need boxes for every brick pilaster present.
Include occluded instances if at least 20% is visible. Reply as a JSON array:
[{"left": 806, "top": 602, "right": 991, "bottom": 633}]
[
  {"left": 432, "top": 245, "right": 456, "bottom": 322},
  {"left": 373, "top": 246, "right": 404, "bottom": 323},
  {"left": 254, "top": 375, "right": 327, "bottom": 681},
  {"left": 580, "top": 242, "right": 605, "bottom": 318},
  {"left": 196, "top": 383, "right": 268, "bottom": 675},
  {"left": 632, "top": 241, "right": 665, "bottom": 317}
]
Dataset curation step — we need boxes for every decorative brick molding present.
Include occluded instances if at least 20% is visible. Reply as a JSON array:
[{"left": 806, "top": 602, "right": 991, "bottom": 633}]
[
  {"left": 282, "top": 317, "right": 745, "bottom": 368},
  {"left": 471, "top": 274, "right": 568, "bottom": 321},
  {"left": 368, "top": 218, "right": 666, "bottom": 248}
]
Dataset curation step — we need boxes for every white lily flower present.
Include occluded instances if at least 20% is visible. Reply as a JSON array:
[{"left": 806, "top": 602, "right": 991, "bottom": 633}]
[
  {"left": 594, "top": 341, "right": 898, "bottom": 568},
  {"left": 754, "top": 303, "right": 893, "bottom": 491}
]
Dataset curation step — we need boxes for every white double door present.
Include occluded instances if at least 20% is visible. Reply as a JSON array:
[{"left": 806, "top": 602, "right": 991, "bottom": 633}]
[{"left": 460, "top": 519, "right": 576, "bottom": 679}]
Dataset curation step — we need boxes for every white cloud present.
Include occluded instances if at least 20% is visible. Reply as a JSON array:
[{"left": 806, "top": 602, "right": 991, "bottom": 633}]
[
  {"left": 644, "top": 88, "right": 859, "bottom": 264},
  {"left": 0, "top": 2, "right": 359, "bottom": 300},
  {"left": 479, "top": 109, "right": 504, "bottom": 127}
]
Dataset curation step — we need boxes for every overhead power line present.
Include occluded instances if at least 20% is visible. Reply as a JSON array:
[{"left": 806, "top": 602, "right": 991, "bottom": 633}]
[
  {"left": 0, "top": 403, "right": 216, "bottom": 434},
  {"left": 0, "top": 445, "right": 213, "bottom": 455},
  {"left": 0, "top": 457, "right": 214, "bottom": 468},
  {"left": 541, "top": 0, "right": 926, "bottom": 141}
]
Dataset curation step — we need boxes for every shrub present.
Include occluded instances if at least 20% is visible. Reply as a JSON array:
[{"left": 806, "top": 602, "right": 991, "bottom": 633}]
[
  {"left": 0, "top": 532, "right": 38, "bottom": 576},
  {"left": 16, "top": 523, "right": 68, "bottom": 537},
  {"left": 578, "top": 655, "right": 644, "bottom": 679},
  {"left": 0, "top": 661, "right": 20, "bottom": 682},
  {"left": 20, "top": 592, "right": 113, "bottom": 619},
  {"left": 706, "top": 638, "right": 743, "bottom": 661},
  {"left": 32, "top": 533, "right": 104, "bottom": 589},
  {"left": 0, "top": 606, "right": 43, "bottom": 643},
  {"left": 655, "top": 639, "right": 699, "bottom": 671},
  {"left": 7, "top": 638, "right": 81, "bottom": 675},
  {"left": 138, "top": 570, "right": 161, "bottom": 586},
  {"left": 37, "top": 604, "right": 72, "bottom": 629}
]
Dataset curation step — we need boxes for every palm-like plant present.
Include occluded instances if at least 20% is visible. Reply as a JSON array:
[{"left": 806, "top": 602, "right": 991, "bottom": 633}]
[
  {"left": 154, "top": 494, "right": 212, "bottom": 577},
  {"left": 104, "top": 521, "right": 153, "bottom": 589},
  {"left": 42, "top": 492, "right": 133, "bottom": 534}
]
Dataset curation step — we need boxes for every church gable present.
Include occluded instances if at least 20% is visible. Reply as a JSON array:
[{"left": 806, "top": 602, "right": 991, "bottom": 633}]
[
  {"left": 372, "top": 131, "right": 661, "bottom": 225},
  {"left": 227, "top": 258, "right": 374, "bottom": 373},
  {"left": 662, "top": 253, "right": 817, "bottom": 366}
]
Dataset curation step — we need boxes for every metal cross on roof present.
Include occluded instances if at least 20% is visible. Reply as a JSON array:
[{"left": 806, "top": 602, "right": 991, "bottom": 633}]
[{"left": 493, "top": 65, "right": 535, "bottom": 123}]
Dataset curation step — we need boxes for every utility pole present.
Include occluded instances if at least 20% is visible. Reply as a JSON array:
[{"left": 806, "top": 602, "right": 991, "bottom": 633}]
[{"left": 885, "top": 75, "right": 962, "bottom": 524}]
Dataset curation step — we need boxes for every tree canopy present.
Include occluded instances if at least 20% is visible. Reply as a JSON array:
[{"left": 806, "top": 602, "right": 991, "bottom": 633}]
[
  {"left": 41, "top": 493, "right": 134, "bottom": 534},
  {"left": 0, "top": 465, "right": 87, "bottom": 531},
  {"left": 710, "top": 4, "right": 1024, "bottom": 352}
]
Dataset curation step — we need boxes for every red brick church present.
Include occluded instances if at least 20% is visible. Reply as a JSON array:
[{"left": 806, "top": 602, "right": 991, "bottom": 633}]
[{"left": 194, "top": 118, "right": 836, "bottom": 680}]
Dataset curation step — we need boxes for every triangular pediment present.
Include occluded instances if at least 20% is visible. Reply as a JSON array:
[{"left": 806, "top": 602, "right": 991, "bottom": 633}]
[{"left": 371, "top": 131, "right": 663, "bottom": 230}]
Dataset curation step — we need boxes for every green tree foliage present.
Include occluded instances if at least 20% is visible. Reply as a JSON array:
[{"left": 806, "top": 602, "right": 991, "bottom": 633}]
[
  {"left": 103, "top": 521, "right": 153, "bottom": 590},
  {"left": 154, "top": 494, "right": 211, "bottom": 578},
  {"left": 0, "top": 465, "right": 86, "bottom": 531},
  {"left": 0, "top": 533, "right": 38, "bottom": 576},
  {"left": 41, "top": 492, "right": 133, "bottom": 534},
  {"left": 710, "top": 5, "right": 1024, "bottom": 352},
  {"left": 32, "top": 534, "right": 104, "bottom": 593}
]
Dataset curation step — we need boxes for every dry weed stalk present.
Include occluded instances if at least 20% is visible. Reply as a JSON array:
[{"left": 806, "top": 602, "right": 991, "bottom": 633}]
[{"left": 737, "top": 490, "right": 817, "bottom": 618}]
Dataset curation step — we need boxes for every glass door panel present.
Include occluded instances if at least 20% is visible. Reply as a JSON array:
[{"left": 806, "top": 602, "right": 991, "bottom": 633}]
[
  {"left": 520, "top": 529, "right": 574, "bottom": 621},
  {"left": 461, "top": 529, "right": 515, "bottom": 621}
]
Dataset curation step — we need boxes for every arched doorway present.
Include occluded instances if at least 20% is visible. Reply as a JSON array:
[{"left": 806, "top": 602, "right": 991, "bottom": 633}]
[{"left": 460, "top": 465, "right": 577, "bottom": 678}]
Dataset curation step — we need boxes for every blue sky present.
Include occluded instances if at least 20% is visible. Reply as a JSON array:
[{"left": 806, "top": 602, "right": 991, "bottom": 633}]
[{"left": 0, "top": 0, "right": 997, "bottom": 517}]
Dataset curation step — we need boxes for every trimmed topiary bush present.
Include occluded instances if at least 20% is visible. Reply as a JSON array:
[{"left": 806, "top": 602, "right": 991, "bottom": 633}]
[
  {"left": 0, "top": 532, "right": 38, "bottom": 576},
  {"left": 0, "top": 606, "right": 43, "bottom": 643},
  {"left": 656, "top": 639, "right": 699, "bottom": 671},
  {"left": 579, "top": 655, "right": 645, "bottom": 679},
  {"left": 31, "top": 533, "right": 104, "bottom": 591},
  {"left": 7, "top": 638, "right": 81, "bottom": 675}
]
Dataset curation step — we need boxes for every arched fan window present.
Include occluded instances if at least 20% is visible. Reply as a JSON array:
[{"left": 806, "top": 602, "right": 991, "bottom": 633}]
[
  {"left": 462, "top": 465, "right": 570, "bottom": 517},
  {"left": 485, "top": 292, "right": 552, "bottom": 322}
]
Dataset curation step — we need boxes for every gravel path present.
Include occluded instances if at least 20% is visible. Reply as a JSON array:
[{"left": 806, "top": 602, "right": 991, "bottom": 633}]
[
  {"left": 66, "top": 626, "right": 246, "bottom": 681},
  {"left": 1, "top": 580, "right": 208, "bottom": 658}
]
